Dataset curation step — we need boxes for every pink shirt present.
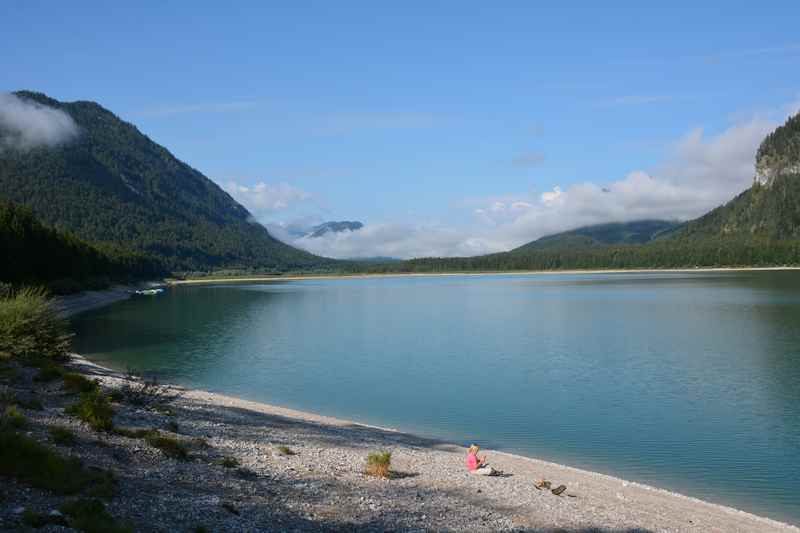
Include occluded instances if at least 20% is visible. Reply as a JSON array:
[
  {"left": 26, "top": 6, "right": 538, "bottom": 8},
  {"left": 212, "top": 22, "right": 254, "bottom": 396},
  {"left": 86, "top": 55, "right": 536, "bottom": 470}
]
[{"left": 467, "top": 452, "right": 479, "bottom": 471}]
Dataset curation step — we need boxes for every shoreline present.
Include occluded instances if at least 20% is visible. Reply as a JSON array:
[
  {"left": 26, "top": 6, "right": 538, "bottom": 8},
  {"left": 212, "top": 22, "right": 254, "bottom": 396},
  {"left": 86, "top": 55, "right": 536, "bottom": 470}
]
[
  {"left": 67, "top": 352, "right": 800, "bottom": 531},
  {"left": 169, "top": 265, "right": 800, "bottom": 285}
]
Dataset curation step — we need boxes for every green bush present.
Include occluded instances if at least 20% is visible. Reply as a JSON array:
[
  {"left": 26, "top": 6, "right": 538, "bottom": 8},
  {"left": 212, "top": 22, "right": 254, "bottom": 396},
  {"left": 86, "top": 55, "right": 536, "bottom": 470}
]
[
  {"left": 3, "top": 405, "right": 27, "bottom": 429},
  {"left": 275, "top": 445, "right": 296, "bottom": 456},
  {"left": 113, "top": 427, "right": 157, "bottom": 439},
  {"left": 35, "top": 362, "right": 65, "bottom": 382},
  {"left": 66, "top": 391, "right": 114, "bottom": 431},
  {"left": 0, "top": 428, "right": 114, "bottom": 494},
  {"left": 60, "top": 498, "right": 133, "bottom": 533},
  {"left": 144, "top": 432, "right": 189, "bottom": 460},
  {"left": 365, "top": 451, "right": 392, "bottom": 478},
  {"left": 63, "top": 373, "right": 100, "bottom": 394},
  {"left": 22, "top": 509, "right": 68, "bottom": 527},
  {"left": 49, "top": 425, "right": 77, "bottom": 446},
  {"left": 217, "top": 456, "right": 239, "bottom": 468},
  {"left": 0, "top": 287, "right": 72, "bottom": 360}
]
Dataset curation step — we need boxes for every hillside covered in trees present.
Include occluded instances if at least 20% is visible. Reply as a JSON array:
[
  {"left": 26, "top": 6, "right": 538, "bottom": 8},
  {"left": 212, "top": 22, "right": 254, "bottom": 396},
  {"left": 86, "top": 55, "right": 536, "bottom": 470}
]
[
  {"left": 0, "top": 91, "right": 333, "bottom": 274},
  {"left": 0, "top": 200, "right": 163, "bottom": 291}
]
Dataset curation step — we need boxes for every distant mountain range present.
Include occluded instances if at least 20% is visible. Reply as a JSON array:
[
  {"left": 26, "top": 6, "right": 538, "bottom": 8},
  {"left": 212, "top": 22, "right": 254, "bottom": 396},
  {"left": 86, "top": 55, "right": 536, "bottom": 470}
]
[
  {"left": 0, "top": 91, "right": 330, "bottom": 273},
  {"left": 3, "top": 90, "right": 800, "bottom": 279},
  {"left": 514, "top": 220, "right": 680, "bottom": 252}
]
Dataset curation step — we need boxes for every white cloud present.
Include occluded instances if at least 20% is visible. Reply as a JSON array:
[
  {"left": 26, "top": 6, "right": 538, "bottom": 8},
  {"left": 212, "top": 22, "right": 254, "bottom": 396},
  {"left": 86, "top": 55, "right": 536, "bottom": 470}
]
[
  {"left": 0, "top": 93, "right": 79, "bottom": 151},
  {"left": 223, "top": 181, "right": 313, "bottom": 215},
  {"left": 287, "top": 114, "right": 782, "bottom": 259}
]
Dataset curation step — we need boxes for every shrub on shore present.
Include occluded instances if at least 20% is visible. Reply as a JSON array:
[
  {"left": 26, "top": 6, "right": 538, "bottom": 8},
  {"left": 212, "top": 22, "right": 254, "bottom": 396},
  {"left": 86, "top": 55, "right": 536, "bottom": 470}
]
[
  {"left": 66, "top": 390, "right": 115, "bottom": 432},
  {"left": 120, "top": 368, "right": 181, "bottom": 408},
  {"left": 0, "top": 428, "right": 115, "bottom": 495},
  {"left": 60, "top": 498, "right": 133, "bottom": 533},
  {"left": 49, "top": 425, "right": 78, "bottom": 446},
  {"left": 63, "top": 372, "right": 100, "bottom": 394},
  {"left": 276, "top": 445, "right": 296, "bottom": 456},
  {"left": 365, "top": 451, "right": 392, "bottom": 478},
  {"left": 0, "top": 287, "right": 72, "bottom": 361},
  {"left": 217, "top": 456, "right": 239, "bottom": 468},
  {"left": 3, "top": 405, "right": 27, "bottom": 429},
  {"left": 144, "top": 432, "right": 189, "bottom": 460}
]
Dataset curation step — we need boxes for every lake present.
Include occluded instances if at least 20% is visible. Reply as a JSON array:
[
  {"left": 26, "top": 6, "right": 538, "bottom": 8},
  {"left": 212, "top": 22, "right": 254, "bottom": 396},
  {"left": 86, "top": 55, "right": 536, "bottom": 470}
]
[{"left": 71, "top": 272, "right": 800, "bottom": 524}]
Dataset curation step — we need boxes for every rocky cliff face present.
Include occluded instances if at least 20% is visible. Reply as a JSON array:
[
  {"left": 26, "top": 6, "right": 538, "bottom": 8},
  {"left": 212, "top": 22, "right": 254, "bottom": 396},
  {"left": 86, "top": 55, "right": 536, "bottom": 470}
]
[{"left": 754, "top": 156, "right": 800, "bottom": 187}]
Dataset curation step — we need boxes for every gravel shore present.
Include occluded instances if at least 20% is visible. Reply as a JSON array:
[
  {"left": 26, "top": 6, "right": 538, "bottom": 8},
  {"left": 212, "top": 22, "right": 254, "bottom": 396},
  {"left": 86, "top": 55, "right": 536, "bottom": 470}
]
[{"left": 2, "top": 352, "right": 797, "bottom": 532}]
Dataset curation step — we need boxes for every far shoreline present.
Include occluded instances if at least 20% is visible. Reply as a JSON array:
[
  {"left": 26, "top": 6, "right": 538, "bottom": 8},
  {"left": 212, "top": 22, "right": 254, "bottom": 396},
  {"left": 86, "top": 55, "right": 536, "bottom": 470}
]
[{"left": 168, "top": 265, "right": 800, "bottom": 286}]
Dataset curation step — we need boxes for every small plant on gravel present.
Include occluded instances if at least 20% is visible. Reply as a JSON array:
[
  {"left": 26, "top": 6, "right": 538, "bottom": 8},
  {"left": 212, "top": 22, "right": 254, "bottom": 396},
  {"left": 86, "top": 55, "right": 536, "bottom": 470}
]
[
  {"left": 113, "top": 427, "right": 157, "bottom": 439},
  {"left": 120, "top": 367, "right": 181, "bottom": 408},
  {"left": 275, "top": 445, "right": 296, "bottom": 456},
  {"left": 166, "top": 419, "right": 179, "bottom": 433},
  {"left": 60, "top": 498, "right": 133, "bottom": 533},
  {"left": 3, "top": 404, "right": 27, "bottom": 429},
  {"left": 66, "top": 390, "right": 115, "bottom": 432},
  {"left": 18, "top": 396, "right": 44, "bottom": 411},
  {"left": 63, "top": 372, "right": 100, "bottom": 394},
  {"left": 0, "top": 428, "right": 116, "bottom": 495},
  {"left": 217, "top": 456, "right": 240, "bottom": 468},
  {"left": 49, "top": 425, "right": 78, "bottom": 446},
  {"left": 33, "top": 361, "right": 65, "bottom": 382},
  {"left": 365, "top": 451, "right": 392, "bottom": 478},
  {"left": 0, "top": 384, "right": 16, "bottom": 405},
  {"left": 189, "top": 436, "right": 210, "bottom": 449},
  {"left": 144, "top": 431, "right": 189, "bottom": 460},
  {"left": 193, "top": 526, "right": 210, "bottom": 533},
  {"left": 108, "top": 389, "right": 124, "bottom": 403},
  {"left": 0, "top": 365, "right": 19, "bottom": 383},
  {"left": 22, "top": 509, "right": 68, "bottom": 528},
  {"left": 221, "top": 502, "right": 240, "bottom": 516}
]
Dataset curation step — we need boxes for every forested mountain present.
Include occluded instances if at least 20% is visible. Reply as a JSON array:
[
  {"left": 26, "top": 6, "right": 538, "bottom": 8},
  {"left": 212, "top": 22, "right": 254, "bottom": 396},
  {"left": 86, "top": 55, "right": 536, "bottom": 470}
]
[
  {"left": 0, "top": 91, "right": 332, "bottom": 273},
  {"left": 514, "top": 220, "right": 680, "bottom": 252},
  {"left": 0, "top": 200, "right": 162, "bottom": 291},
  {"left": 669, "top": 112, "right": 800, "bottom": 242}
]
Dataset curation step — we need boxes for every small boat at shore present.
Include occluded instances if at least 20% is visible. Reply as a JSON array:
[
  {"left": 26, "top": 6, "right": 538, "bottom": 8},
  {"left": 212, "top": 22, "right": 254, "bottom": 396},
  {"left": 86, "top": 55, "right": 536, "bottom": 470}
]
[{"left": 134, "top": 288, "right": 165, "bottom": 296}]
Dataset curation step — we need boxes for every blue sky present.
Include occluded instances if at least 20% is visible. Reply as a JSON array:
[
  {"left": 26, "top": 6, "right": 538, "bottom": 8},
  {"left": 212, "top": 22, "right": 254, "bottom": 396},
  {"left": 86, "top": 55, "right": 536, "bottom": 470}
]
[{"left": 3, "top": 1, "right": 800, "bottom": 257}]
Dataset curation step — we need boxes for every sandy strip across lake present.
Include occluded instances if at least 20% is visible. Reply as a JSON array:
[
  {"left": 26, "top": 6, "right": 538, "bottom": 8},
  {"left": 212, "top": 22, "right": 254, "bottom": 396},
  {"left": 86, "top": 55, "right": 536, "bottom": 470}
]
[{"left": 168, "top": 266, "right": 800, "bottom": 286}]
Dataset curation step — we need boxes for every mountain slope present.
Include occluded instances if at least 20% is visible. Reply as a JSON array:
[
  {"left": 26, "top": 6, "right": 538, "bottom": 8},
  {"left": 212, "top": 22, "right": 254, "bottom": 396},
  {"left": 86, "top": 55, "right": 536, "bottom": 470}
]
[
  {"left": 0, "top": 91, "right": 331, "bottom": 272},
  {"left": 514, "top": 220, "right": 680, "bottom": 252}
]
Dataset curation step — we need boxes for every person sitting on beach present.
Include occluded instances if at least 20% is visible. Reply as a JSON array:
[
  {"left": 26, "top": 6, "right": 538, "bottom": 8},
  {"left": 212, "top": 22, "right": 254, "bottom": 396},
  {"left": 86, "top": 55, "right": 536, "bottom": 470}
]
[{"left": 466, "top": 444, "right": 496, "bottom": 476}]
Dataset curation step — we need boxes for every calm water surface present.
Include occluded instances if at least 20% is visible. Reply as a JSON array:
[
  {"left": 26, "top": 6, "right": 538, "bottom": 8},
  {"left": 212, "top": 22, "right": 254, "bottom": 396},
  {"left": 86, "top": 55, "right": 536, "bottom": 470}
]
[{"left": 72, "top": 272, "right": 800, "bottom": 524}]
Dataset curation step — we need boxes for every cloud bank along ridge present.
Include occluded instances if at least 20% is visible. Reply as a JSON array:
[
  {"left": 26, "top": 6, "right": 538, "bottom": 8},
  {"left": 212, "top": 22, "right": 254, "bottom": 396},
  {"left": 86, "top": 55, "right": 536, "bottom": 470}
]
[
  {"left": 0, "top": 93, "right": 79, "bottom": 152},
  {"left": 229, "top": 113, "right": 781, "bottom": 259}
]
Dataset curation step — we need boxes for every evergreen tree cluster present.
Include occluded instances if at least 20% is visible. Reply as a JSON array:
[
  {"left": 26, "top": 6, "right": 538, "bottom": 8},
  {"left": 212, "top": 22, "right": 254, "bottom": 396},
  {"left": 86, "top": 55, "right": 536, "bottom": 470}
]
[{"left": 0, "top": 200, "right": 162, "bottom": 291}]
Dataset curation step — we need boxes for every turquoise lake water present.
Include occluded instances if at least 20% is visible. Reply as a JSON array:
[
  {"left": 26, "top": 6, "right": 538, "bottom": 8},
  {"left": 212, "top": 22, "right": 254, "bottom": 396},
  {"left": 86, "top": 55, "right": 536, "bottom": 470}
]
[{"left": 71, "top": 272, "right": 800, "bottom": 524}]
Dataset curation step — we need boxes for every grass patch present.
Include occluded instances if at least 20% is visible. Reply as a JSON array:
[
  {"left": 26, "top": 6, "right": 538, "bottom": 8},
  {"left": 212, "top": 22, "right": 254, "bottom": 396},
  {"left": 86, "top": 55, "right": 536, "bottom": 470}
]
[
  {"left": 217, "top": 456, "right": 239, "bottom": 468},
  {"left": 22, "top": 509, "right": 68, "bottom": 528},
  {"left": 3, "top": 404, "right": 27, "bottom": 429},
  {"left": 275, "top": 445, "right": 296, "bottom": 456},
  {"left": 113, "top": 427, "right": 157, "bottom": 439},
  {"left": 0, "top": 287, "right": 72, "bottom": 360},
  {"left": 0, "top": 365, "right": 19, "bottom": 383},
  {"left": 18, "top": 396, "right": 43, "bottom": 411},
  {"left": 49, "top": 425, "right": 77, "bottom": 446},
  {"left": 66, "top": 390, "right": 114, "bottom": 432},
  {"left": 0, "top": 385, "right": 16, "bottom": 405},
  {"left": 189, "top": 436, "right": 210, "bottom": 449},
  {"left": 60, "top": 498, "right": 133, "bottom": 533},
  {"left": 35, "top": 362, "right": 65, "bottom": 382},
  {"left": 0, "top": 428, "right": 115, "bottom": 495},
  {"left": 365, "top": 451, "right": 392, "bottom": 478},
  {"left": 63, "top": 373, "right": 100, "bottom": 394},
  {"left": 144, "top": 432, "right": 189, "bottom": 460}
]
